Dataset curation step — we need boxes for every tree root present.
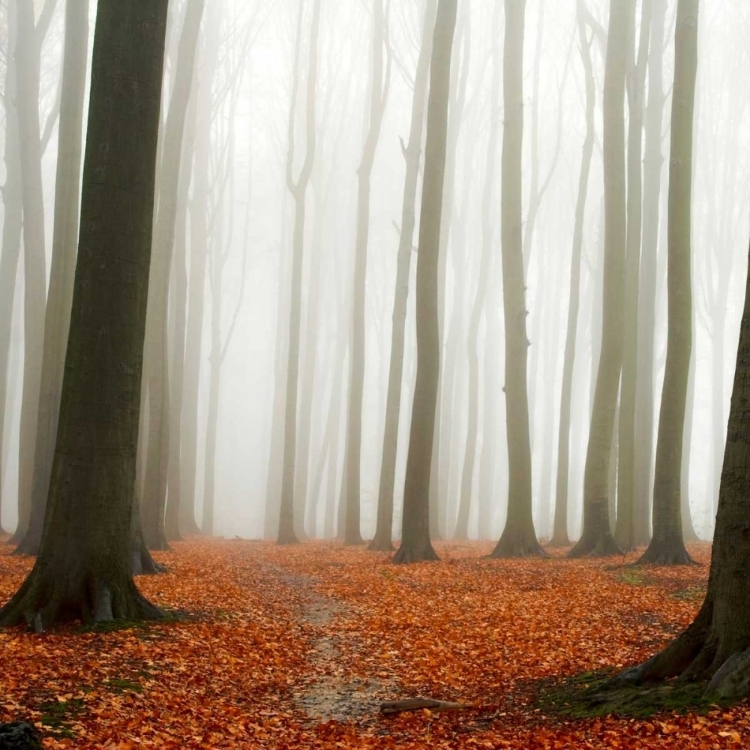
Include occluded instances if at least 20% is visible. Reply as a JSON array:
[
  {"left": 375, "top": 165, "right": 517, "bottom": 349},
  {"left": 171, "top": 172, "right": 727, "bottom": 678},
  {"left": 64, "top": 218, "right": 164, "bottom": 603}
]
[
  {"left": 635, "top": 540, "right": 697, "bottom": 566},
  {"left": 491, "top": 531, "right": 547, "bottom": 558},
  {"left": 392, "top": 539, "right": 439, "bottom": 564},
  {"left": 368, "top": 536, "right": 394, "bottom": 552},
  {"left": 568, "top": 530, "right": 623, "bottom": 558}
]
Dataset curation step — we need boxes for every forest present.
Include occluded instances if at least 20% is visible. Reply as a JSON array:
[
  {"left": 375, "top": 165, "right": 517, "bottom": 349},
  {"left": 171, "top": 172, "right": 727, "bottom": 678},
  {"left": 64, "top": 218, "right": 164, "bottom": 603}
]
[{"left": 0, "top": 0, "right": 748, "bottom": 747}]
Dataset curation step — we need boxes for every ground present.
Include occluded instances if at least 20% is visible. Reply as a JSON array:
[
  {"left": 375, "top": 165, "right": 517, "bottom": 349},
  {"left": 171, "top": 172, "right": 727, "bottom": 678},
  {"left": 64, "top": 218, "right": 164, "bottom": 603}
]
[{"left": 0, "top": 538, "right": 747, "bottom": 748}]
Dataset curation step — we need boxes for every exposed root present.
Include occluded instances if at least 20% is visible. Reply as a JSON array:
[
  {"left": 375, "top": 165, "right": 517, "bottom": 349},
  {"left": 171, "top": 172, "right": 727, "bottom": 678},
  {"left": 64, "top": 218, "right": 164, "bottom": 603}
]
[
  {"left": 491, "top": 531, "right": 547, "bottom": 559},
  {"left": 708, "top": 647, "right": 750, "bottom": 699}
]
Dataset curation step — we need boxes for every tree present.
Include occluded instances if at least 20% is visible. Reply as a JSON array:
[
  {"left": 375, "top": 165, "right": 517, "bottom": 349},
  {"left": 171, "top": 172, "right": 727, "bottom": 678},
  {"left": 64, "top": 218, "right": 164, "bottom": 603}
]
[
  {"left": 636, "top": 0, "right": 698, "bottom": 565},
  {"left": 393, "top": 0, "right": 457, "bottom": 565},
  {"left": 140, "top": 0, "right": 206, "bottom": 550},
  {"left": 342, "top": 0, "right": 391, "bottom": 546},
  {"left": 371, "top": 0, "right": 437, "bottom": 552},
  {"left": 16, "top": 0, "right": 90, "bottom": 557},
  {"left": 618, "top": 221, "right": 750, "bottom": 699},
  {"left": 0, "top": 0, "right": 169, "bottom": 629},
  {"left": 569, "top": 0, "right": 628, "bottom": 558},
  {"left": 490, "top": 0, "right": 544, "bottom": 559},
  {"left": 277, "top": 0, "right": 322, "bottom": 545},
  {"left": 549, "top": 0, "right": 596, "bottom": 548}
]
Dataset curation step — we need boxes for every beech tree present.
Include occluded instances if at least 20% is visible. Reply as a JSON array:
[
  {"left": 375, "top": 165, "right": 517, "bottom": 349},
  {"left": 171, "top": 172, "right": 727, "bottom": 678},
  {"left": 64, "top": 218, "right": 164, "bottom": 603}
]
[
  {"left": 569, "top": 0, "right": 628, "bottom": 558},
  {"left": 0, "top": 0, "right": 169, "bottom": 629},
  {"left": 393, "top": 0, "right": 457, "bottom": 565},
  {"left": 637, "top": 0, "right": 698, "bottom": 565},
  {"left": 16, "top": 0, "right": 90, "bottom": 557},
  {"left": 490, "top": 0, "right": 544, "bottom": 559}
]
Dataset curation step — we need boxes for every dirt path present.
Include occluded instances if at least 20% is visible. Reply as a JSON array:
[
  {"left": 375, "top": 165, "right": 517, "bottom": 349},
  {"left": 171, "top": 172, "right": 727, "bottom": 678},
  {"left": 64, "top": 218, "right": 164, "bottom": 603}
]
[{"left": 257, "top": 562, "right": 399, "bottom": 724}]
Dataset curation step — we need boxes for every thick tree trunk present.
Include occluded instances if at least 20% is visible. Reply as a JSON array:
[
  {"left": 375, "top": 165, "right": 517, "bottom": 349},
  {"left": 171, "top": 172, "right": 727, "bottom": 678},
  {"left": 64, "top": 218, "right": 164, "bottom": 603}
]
[
  {"left": 615, "top": 0, "right": 651, "bottom": 552},
  {"left": 636, "top": 0, "right": 698, "bottom": 566},
  {"left": 370, "top": 1, "right": 436, "bottom": 553},
  {"left": 277, "top": 0, "right": 322, "bottom": 545},
  {"left": 490, "top": 0, "right": 544, "bottom": 559},
  {"left": 393, "top": 0, "right": 457, "bottom": 565},
  {"left": 633, "top": 0, "right": 667, "bottom": 548},
  {"left": 17, "top": 0, "right": 90, "bottom": 557},
  {"left": 0, "top": 0, "right": 169, "bottom": 629},
  {"left": 569, "top": 0, "right": 629, "bottom": 558},
  {"left": 141, "top": 0, "right": 205, "bottom": 549}
]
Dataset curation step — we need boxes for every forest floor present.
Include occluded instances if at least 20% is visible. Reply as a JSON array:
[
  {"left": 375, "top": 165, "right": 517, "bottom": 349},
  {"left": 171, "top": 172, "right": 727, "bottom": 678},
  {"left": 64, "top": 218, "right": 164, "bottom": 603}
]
[{"left": 0, "top": 538, "right": 747, "bottom": 748}]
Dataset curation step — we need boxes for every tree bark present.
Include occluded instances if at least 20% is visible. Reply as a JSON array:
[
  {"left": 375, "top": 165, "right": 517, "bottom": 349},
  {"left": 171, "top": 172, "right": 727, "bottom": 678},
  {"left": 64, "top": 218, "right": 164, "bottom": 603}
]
[
  {"left": 371, "top": 0, "right": 437, "bottom": 552},
  {"left": 277, "top": 0, "right": 322, "bottom": 545},
  {"left": 17, "top": 0, "right": 90, "bottom": 556},
  {"left": 490, "top": 0, "right": 545, "bottom": 559},
  {"left": 393, "top": 0, "right": 457, "bottom": 565},
  {"left": 636, "top": 0, "right": 698, "bottom": 566},
  {"left": 0, "top": 0, "right": 169, "bottom": 629},
  {"left": 141, "top": 0, "right": 206, "bottom": 550},
  {"left": 568, "top": 0, "right": 629, "bottom": 558}
]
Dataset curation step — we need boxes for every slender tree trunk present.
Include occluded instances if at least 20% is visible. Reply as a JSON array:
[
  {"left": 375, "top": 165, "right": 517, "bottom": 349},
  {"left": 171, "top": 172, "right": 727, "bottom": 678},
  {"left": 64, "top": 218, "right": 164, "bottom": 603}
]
[
  {"left": 278, "top": 0, "right": 322, "bottom": 544},
  {"left": 343, "top": 0, "right": 391, "bottom": 545},
  {"left": 0, "top": 4, "right": 23, "bottom": 532},
  {"left": 637, "top": 0, "right": 698, "bottom": 565},
  {"left": 141, "top": 0, "right": 206, "bottom": 550},
  {"left": 633, "top": 0, "right": 667, "bottom": 548},
  {"left": 569, "top": 0, "right": 629, "bottom": 558},
  {"left": 0, "top": 0, "right": 169, "bottom": 629},
  {"left": 370, "top": 0, "right": 437, "bottom": 552},
  {"left": 681, "top": 335, "right": 699, "bottom": 541},
  {"left": 17, "top": 0, "right": 90, "bottom": 556},
  {"left": 491, "top": 0, "right": 545, "bottom": 559},
  {"left": 616, "top": 0, "right": 651, "bottom": 552},
  {"left": 549, "top": 1, "right": 595, "bottom": 547},
  {"left": 12, "top": 0, "right": 51, "bottom": 543},
  {"left": 393, "top": 0, "right": 457, "bottom": 565}
]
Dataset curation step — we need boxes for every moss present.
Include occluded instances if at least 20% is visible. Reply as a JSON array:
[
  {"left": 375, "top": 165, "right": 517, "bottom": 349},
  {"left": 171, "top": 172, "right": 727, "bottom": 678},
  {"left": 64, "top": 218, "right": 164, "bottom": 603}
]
[
  {"left": 535, "top": 671, "right": 730, "bottom": 719},
  {"left": 106, "top": 678, "right": 143, "bottom": 693},
  {"left": 39, "top": 698, "right": 85, "bottom": 740}
]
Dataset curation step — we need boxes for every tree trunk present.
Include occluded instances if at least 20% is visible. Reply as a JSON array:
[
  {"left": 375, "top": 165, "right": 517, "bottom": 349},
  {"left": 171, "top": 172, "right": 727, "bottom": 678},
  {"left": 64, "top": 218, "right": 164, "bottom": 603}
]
[
  {"left": 371, "top": 0, "right": 437, "bottom": 552},
  {"left": 141, "top": 0, "right": 206, "bottom": 550},
  {"left": 0, "top": 0, "right": 169, "bottom": 629},
  {"left": 17, "top": 0, "right": 90, "bottom": 557},
  {"left": 633, "top": 0, "right": 667, "bottom": 548},
  {"left": 636, "top": 0, "right": 698, "bottom": 566},
  {"left": 549, "top": 0, "right": 595, "bottom": 547},
  {"left": 393, "top": 0, "right": 457, "bottom": 565},
  {"left": 343, "top": 0, "right": 390, "bottom": 546},
  {"left": 615, "top": 0, "right": 651, "bottom": 552},
  {"left": 0, "top": 4, "right": 23, "bottom": 534},
  {"left": 278, "top": 0, "right": 322, "bottom": 545},
  {"left": 490, "top": 0, "right": 545, "bottom": 559},
  {"left": 12, "top": 0, "right": 51, "bottom": 544},
  {"left": 569, "top": 0, "right": 629, "bottom": 558}
]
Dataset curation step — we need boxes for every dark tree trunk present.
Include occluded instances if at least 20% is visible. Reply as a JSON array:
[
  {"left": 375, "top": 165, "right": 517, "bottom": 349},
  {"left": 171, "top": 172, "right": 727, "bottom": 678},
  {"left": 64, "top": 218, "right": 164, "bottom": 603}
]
[
  {"left": 0, "top": 0, "right": 169, "bottom": 629},
  {"left": 16, "top": 0, "right": 90, "bottom": 557},
  {"left": 393, "top": 0, "right": 457, "bottom": 565},
  {"left": 569, "top": 0, "right": 628, "bottom": 558},
  {"left": 636, "top": 0, "right": 697, "bottom": 566},
  {"left": 490, "top": 0, "right": 545, "bottom": 559}
]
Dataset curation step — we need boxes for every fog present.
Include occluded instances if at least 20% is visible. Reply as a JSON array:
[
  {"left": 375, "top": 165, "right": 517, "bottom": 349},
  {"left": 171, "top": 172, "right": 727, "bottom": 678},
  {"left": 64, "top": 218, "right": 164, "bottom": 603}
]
[{"left": 1, "top": 0, "right": 749, "bottom": 546}]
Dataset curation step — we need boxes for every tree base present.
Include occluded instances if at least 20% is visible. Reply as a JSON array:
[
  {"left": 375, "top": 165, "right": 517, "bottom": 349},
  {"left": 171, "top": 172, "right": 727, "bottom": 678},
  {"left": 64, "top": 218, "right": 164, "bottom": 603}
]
[
  {"left": 0, "top": 567, "right": 164, "bottom": 632},
  {"left": 392, "top": 538, "right": 439, "bottom": 564},
  {"left": 131, "top": 541, "right": 166, "bottom": 576},
  {"left": 568, "top": 529, "right": 623, "bottom": 558},
  {"left": 546, "top": 533, "right": 571, "bottom": 548},
  {"left": 491, "top": 526, "right": 547, "bottom": 558},
  {"left": 368, "top": 535, "right": 394, "bottom": 552},
  {"left": 143, "top": 530, "right": 171, "bottom": 552},
  {"left": 343, "top": 532, "right": 364, "bottom": 546},
  {"left": 12, "top": 528, "right": 42, "bottom": 557},
  {"left": 635, "top": 540, "right": 697, "bottom": 566},
  {"left": 277, "top": 530, "right": 300, "bottom": 545}
]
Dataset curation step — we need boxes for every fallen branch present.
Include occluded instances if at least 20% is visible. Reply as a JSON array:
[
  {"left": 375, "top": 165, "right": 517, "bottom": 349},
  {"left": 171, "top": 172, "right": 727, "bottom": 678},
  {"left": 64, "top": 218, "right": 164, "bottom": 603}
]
[{"left": 380, "top": 698, "right": 475, "bottom": 715}]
